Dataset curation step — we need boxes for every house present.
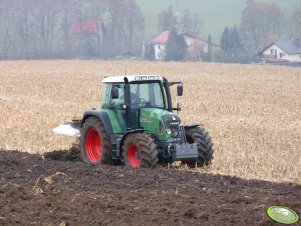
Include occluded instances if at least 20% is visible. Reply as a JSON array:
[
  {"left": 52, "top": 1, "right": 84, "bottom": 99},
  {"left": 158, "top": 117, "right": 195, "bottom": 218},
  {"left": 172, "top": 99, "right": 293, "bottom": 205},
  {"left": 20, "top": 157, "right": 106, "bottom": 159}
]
[
  {"left": 150, "top": 31, "right": 219, "bottom": 61},
  {"left": 259, "top": 38, "right": 301, "bottom": 65},
  {"left": 181, "top": 33, "right": 220, "bottom": 61},
  {"left": 71, "top": 20, "right": 106, "bottom": 56},
  {"left": 71, "top": 20, "right": 105, "bottom": 36},
  {"left": 151, "top": 31, "right": 169, "bottom": 60}
]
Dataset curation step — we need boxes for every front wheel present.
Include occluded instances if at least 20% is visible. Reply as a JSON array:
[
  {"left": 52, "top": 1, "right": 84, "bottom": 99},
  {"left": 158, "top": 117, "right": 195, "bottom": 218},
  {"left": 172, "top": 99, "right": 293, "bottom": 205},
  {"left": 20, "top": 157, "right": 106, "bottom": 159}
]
[
  {"left": 184, "top": 126, "right": 214, "bottom": 167},
  {"left": 122, "top": 133, "right": 158, "bottom": 168},
  {"left": 80, "top": 117, "right": 112, "bottom": 165}
]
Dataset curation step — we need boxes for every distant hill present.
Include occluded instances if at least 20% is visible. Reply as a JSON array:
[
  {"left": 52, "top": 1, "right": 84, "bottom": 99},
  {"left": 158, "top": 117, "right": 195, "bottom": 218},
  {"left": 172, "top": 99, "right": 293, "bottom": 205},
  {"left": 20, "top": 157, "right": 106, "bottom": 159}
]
[{"left": 137, "top": 0, "right": 300, "bottom": 42}]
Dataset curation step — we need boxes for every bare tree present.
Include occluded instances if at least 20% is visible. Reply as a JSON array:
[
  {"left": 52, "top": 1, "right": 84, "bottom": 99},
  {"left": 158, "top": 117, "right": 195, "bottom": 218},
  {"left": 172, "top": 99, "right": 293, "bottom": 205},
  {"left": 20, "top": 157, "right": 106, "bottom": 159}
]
[
  {"left": 59, "top": 0, "right": 79, "bottom": 58},
  {"left": 240, "top": 1, "right": 285, "bottom": 52},
  {"left": 30, "top": 0, "right": 60, "bottom": 58},
  {"left": 104, "top": 0, "right": 144, "bottom": 57},
  {"left": 158, "top": 6, "right": 178, "bottom": 32},
  {"left": 291, "top": 4, "right": 301, "bottom": 37},
  {"left": 0, "top": 0, "right": 33, "bottom": 59},
  {"left": 0, "top": 0, "right": 144, "bottom": 59},
  {"left": 179, "top": 9, "right": 202, "bottom": 35}
]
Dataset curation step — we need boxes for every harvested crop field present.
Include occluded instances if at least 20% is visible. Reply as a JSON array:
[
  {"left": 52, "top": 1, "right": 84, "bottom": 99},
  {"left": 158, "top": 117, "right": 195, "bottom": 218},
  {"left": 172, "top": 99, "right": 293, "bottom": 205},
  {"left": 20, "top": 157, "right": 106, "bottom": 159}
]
[{"left": 0, "top": 60, "right": 300, "bottom": 225}]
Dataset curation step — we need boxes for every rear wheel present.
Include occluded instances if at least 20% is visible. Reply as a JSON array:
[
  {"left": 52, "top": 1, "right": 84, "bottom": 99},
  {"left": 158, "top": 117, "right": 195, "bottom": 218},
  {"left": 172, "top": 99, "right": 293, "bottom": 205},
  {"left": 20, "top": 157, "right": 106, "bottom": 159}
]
[
  {"left": 184, "top": 126, "right": 214, "bottom": 167},
  {"left": 80, "top": 117, "right": 112, "bottom": 165},
  {"left": 122, "top": 133, "right": 158, "bottom": 168}
]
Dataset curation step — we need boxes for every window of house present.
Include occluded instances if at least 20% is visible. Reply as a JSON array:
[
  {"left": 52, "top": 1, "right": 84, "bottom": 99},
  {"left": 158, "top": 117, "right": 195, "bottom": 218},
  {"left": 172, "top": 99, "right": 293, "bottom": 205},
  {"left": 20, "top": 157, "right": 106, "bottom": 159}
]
[
  {"left": 280, "top": 53, "right": 285, "bottom": 58},
  {"left": 270, "top": 49, "right": 274, "bottom": 54}
]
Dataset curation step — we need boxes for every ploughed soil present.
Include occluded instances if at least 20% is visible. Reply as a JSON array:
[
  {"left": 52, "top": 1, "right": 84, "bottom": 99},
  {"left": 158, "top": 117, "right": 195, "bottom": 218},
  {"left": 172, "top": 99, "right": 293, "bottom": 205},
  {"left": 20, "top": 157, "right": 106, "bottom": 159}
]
[{"left": 0, "top": 149, "right": 300, "bottom": 226}]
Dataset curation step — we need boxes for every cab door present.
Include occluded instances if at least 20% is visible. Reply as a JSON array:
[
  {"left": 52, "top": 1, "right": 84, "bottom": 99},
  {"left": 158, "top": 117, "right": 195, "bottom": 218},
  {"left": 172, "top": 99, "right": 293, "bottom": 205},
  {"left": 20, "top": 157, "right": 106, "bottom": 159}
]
[{"left": 109, "top": 83, "right": 127, "bottom": 131}]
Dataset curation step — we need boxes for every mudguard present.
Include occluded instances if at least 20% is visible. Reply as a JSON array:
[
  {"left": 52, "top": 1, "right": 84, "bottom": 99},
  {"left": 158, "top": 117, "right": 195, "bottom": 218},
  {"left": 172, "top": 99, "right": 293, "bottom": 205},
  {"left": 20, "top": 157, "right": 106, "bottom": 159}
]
[
  {"left": 118, "top": 129, "right": 145, "bottom": 154},
  {"left": 82, "top": 110, "right": 114, "bottom": 136},
  {"left": 184, "top": 124, "right": 200, "bottom": 130}
]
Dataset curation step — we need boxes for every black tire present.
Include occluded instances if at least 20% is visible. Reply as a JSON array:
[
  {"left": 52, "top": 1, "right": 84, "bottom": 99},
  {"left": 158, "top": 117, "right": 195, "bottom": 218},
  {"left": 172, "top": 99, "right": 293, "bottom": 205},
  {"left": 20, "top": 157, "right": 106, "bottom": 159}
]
[
  {"left": 80, "top": 117, "right": 112, "bottom": 165},
  {"left": 122, "top": 133, "right": 158, "bottom": 168},
  {"left": 185, "top": 126, "right": 214, "bottom": 167}
]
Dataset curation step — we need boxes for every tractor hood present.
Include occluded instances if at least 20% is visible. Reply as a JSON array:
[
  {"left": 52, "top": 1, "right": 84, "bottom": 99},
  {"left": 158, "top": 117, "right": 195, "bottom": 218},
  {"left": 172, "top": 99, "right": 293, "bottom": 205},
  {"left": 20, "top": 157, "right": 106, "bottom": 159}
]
[{"left": 139, "top": 108, "right": 181, "bottom": 139}]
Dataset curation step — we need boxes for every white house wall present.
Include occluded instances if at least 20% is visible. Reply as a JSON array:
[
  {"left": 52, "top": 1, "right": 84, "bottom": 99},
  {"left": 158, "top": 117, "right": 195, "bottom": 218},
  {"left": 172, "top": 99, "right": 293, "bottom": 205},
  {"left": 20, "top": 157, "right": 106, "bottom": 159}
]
[
  {"left": 154, "top": 44, "right": 166, "bottom": 60},
  {"left": 183, "top": 36, "right": 208, "bottom": 53},
  {"left": 153, "top": 35, "right": 210, "bottom": 60},
  {"left": 288, "top": 54, "right": 301, "bottom": 62},
  {"left": 263, "top": 44, "right": 301, "bottom": 62}
]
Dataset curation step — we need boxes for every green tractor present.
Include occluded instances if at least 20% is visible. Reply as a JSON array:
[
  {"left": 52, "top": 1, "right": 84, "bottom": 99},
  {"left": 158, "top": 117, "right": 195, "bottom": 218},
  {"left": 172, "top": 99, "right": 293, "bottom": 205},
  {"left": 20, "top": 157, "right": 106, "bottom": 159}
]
[{"left": 53, "top": 75, "right": 213, "bottom": 168}]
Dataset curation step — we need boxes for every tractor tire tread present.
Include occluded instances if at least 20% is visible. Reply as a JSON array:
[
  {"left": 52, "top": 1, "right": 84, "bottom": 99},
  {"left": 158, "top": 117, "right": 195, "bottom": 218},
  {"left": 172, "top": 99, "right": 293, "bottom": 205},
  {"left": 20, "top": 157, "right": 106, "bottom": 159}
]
[
  {"left": 122, "top": 133, "right": 158, "bottom": 168},
  {"left": 80, "top": 117, "right": 113, "bottom": 165},
  {"left": 185, "top": 126, "right": 214, "bottom": 166}
]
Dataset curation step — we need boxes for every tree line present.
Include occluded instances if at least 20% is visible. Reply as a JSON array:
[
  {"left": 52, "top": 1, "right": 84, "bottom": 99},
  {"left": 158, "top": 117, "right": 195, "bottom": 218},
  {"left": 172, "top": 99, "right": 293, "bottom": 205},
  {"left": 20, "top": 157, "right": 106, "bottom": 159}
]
[
  {"left": 217, "top": 0, "right": 301, "bottom": 63},
  {"left": 0, "top": 0, "right": 300, "bottom": 62},
  {"left": 0, "top": 0, "right": 144, "bottom": 59}
]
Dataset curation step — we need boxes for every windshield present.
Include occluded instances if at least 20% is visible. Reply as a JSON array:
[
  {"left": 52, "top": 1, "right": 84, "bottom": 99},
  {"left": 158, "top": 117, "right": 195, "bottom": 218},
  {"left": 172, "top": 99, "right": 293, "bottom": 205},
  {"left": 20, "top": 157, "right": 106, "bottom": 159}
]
[
  {"left": 110, "top": 82, "right": 165, "bottom": 109},
  {"left": 130, "top": 82, "right": 165, "bottom": 109}
]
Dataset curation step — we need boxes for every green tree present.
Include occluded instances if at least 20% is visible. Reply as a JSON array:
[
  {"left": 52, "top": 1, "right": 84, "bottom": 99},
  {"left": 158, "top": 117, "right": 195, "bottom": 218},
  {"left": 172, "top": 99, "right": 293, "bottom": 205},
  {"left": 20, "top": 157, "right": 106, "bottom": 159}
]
[
  {"left": 207, "top": 34, "right": 212, "bottom": 61},
  {"left": 231, "top": 25, "right": 244, "bottom": 54},
  {"left": 221, "top": 25, "right": 244, "bottom": 54},
  {"left": 144, "top": 43, "right": 155, "bottom": 60},
  {"left": 165, "top": 30, "right": 187, "bottom": 61},
  {"left": 218, "top": 25, "right": 247, "bottom": 63},
  {"left": 220, "top": 26, "right": 229, "bottom": 52}
]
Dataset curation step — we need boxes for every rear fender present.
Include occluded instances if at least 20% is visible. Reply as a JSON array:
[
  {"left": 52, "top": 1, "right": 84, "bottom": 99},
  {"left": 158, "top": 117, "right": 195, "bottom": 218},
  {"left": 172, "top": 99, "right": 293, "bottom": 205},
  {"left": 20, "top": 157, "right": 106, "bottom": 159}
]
[{"left": 81, "top": 110, "right": 114, "bottom": 136}]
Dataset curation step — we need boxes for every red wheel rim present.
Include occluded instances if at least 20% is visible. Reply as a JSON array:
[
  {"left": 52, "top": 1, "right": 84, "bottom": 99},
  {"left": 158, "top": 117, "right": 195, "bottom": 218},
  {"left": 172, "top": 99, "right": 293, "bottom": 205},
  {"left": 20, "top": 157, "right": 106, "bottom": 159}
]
[
  {"left": 86, "top": 128, "right": 102, "bottom": 163},
  {"left": 128, "top": 144, "right": 140, "bottom": 168}
]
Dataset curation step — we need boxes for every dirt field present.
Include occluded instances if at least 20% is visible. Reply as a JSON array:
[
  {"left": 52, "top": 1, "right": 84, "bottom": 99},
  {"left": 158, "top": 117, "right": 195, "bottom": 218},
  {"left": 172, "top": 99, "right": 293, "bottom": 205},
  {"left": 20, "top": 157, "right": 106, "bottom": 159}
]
[{"left": 0, "top": 149, "right": 300, "bottom": 226}]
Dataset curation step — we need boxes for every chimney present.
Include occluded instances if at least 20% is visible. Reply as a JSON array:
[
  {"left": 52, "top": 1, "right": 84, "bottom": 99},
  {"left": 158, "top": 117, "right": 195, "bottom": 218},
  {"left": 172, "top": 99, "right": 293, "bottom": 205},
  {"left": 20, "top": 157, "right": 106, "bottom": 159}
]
[{"left": 293, "top": 38, "right": 301, "bottom": 48}]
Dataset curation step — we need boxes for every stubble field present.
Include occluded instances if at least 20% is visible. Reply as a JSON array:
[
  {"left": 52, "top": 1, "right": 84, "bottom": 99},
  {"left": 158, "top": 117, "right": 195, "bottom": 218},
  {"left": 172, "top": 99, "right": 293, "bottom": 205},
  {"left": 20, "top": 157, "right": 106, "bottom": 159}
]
[{"left": 0, "top": 60, "right": 300, "bottom": 183}]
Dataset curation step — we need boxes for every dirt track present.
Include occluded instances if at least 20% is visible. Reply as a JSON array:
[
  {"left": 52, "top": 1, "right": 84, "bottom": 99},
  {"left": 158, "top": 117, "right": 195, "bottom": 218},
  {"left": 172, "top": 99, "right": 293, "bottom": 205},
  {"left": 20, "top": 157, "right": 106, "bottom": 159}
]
[{"left": 0, "top": 150, "right": 300, "bottom": 226}]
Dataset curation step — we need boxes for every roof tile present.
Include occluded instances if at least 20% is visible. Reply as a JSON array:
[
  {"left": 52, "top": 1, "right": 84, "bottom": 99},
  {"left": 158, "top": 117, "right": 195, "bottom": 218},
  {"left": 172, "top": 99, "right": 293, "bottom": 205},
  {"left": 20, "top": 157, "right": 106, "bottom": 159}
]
[{"left": 151, "top": 31, "right": 170, "bottom": 44}]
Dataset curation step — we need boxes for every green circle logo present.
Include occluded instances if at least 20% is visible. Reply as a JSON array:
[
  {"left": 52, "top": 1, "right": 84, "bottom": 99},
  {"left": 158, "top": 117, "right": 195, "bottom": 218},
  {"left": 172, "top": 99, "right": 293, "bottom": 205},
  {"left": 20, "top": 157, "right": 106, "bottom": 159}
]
[{"left": 267, "top": 206, "right": 299, "bottom": 224}]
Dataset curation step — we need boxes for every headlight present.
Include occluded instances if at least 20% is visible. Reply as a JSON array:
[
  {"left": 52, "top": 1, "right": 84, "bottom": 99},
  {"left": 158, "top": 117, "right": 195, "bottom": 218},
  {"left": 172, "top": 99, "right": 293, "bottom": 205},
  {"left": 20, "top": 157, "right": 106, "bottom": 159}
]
[
  {"left": 160, "top": 114, "right": 181, "bottom": 137},
  {"left": 165, "top": 129, "right": 172, "bottom": 135}
]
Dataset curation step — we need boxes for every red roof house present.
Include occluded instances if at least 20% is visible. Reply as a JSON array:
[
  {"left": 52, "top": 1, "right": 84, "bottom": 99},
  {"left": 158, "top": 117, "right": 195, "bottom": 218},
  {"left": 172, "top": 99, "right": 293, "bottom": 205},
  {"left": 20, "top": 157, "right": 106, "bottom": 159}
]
[
  {"left": 150, "top": 31, "right": 219, "bottom": 61},
  {"left": 72, "top": 20, "right": 103, "bottom": 34},
  {"left": 151, "top": 31, "right": 170, "bottom": 44}
]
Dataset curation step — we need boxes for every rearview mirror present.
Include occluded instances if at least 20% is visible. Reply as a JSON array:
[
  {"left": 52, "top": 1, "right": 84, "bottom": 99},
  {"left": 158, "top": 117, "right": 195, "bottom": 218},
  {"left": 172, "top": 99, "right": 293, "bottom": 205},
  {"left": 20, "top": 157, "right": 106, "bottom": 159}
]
[
  {"left": 177, "top": 84, "right": 183, "bottom": 96},
  {"left": 111, "top": 85, "right": 119, "bottom": 99}
]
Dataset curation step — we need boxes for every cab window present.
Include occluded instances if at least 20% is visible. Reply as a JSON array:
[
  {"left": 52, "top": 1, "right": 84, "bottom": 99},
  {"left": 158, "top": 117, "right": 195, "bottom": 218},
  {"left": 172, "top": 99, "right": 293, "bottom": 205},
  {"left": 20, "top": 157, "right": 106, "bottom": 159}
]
[{"left": 110, "top": 84, "right": 125, "bottom": 109}]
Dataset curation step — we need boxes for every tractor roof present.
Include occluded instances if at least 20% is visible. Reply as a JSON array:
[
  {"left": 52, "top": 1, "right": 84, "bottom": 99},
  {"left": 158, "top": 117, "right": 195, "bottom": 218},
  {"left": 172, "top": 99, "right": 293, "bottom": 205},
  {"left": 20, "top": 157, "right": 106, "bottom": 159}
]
[{"left": 102, "top": 75, "right": 164, "bottom": 83}]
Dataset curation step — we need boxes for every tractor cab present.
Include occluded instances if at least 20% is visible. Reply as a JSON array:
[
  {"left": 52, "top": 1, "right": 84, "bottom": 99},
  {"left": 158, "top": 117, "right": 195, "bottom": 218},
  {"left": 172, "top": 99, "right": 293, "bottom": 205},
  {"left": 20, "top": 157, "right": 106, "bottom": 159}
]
[{"left": 101, "top": 75, "right": 182, "bottom": 131}]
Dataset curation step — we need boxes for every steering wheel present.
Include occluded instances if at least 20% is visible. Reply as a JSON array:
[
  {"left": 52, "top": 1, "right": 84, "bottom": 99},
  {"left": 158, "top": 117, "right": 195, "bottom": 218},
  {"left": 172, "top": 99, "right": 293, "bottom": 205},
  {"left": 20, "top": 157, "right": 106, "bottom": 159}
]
[{"left": 132, "top": 97, "right": 146, "bottom": 106}]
